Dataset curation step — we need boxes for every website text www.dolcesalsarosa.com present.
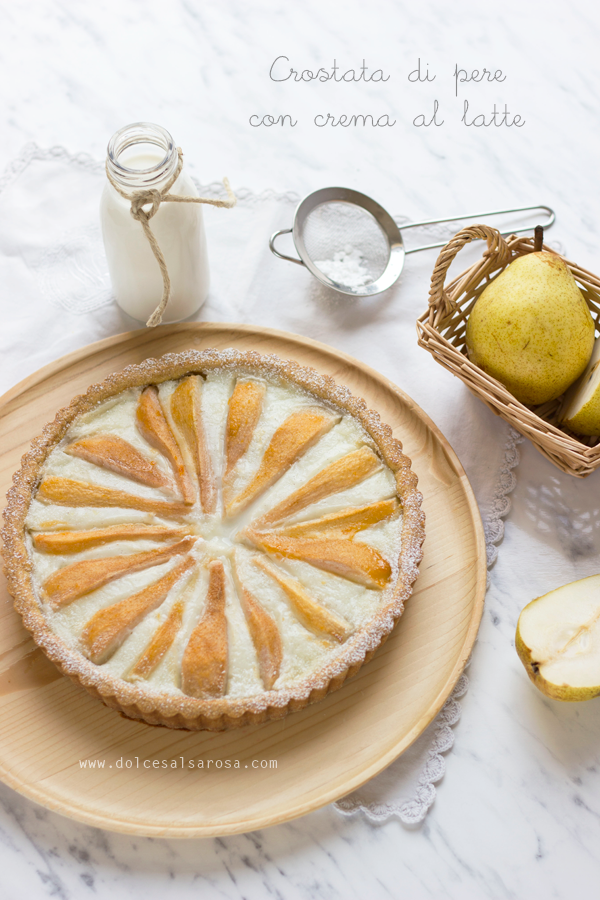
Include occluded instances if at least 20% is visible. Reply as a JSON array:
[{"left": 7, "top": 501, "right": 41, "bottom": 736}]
[{"left": 79, "top": 757, "right": 278, "bottom": 770}]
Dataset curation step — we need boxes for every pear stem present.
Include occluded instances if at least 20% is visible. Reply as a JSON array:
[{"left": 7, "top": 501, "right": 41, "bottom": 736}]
[{"left": 534, "top": 225, "right": 544, "bottom": 252}]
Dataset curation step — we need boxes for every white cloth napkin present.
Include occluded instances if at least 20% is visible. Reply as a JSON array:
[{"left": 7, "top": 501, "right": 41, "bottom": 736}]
[{"left": 0, "top": 144, "right": 518, "bottom": 824}]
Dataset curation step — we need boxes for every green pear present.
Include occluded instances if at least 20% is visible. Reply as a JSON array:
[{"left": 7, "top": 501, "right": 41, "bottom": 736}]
[
  {"left": 465, "top": 251, "right": 595, "bottom": 405},
  {"left": 559, "top": 337, "right": 600, "bottom": 435},
  {"left": 516, "top": 574, "right": 600, "bottom": 701}
]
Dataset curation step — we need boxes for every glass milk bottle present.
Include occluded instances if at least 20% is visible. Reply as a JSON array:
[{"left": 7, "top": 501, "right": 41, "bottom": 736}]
[{"left": 100, "top": 122, "right": 209, "bottom": 323}]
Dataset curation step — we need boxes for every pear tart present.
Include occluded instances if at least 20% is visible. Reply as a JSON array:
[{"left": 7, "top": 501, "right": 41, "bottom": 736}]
[{"left": 2, "top": 350, "right": 424, "bottom": 731}]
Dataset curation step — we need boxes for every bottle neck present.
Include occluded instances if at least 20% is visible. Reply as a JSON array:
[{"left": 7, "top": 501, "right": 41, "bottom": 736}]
[{"left": 106, "top": 122, "right": 179, "bottom": 193}]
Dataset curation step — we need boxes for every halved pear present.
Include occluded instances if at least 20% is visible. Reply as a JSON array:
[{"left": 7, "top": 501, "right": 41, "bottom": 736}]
[
  {"left": 559, "top": 338, "right": 600, "bottom": 436},
  {"left": 516, "top": 574, "right": 600, "bottom": 700}
]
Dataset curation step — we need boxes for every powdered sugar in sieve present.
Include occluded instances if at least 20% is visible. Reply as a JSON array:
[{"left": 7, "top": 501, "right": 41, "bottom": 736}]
[{"left": 303, "top": 201, "right": 390, "bottom": 289}]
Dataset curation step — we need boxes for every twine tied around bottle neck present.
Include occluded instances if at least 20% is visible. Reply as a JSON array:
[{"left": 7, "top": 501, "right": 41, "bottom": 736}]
[{"left": 105, "top": 147, "right": 236, "bottom": 327}]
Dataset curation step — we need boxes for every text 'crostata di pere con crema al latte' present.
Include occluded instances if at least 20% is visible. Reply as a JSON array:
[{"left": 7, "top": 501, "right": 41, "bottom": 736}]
[{"left": 2, "top": 350, "right": 425, "bottom": 731}]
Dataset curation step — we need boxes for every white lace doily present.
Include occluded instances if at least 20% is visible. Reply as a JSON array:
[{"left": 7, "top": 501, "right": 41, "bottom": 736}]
[
  {"left": 0, "top": 144, "right": 523, "bottom": 827},
  {"left": 334, "top": 428, "right": 523, "bottom": 824}
]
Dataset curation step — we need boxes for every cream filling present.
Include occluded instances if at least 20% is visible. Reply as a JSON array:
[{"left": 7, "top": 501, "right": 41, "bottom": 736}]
[{"left": 26, "top": 370, "right": 404, "bottom": 700}]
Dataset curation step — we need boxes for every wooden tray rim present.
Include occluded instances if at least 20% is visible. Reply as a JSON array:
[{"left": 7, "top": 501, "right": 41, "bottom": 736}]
[{"left": 0, "top": 323, "right": 486, "bottom": 837}]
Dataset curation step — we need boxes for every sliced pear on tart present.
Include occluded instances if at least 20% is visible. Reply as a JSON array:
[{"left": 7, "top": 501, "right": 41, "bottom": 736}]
[
  {"left": 136, "top": 386, "right": 195, "bottom": 504},
  {"left": 81, "top": 556, "right": 195, "bottom": 664},
  {"left": 278, "top": 498, "right": 399, "bottom": 539},
  {"left": 255, "top": 446, "right": 382, "bottom": 527},
  {"left": 254, "top": 556, "right": 351, "bottom": 642},
  {"left": 38, "top": 477, "right": 190, "bottom": 518},
  {"left": 66, "top": 434, "right": 172, "bottom": 490},
  {"left": 128, "top": 598, "right": 186, "bottom": 681},
  {"left": 42, "top": 536, "right": 196, "bottom": 609},
  {"left": 224, "top": 380, "right": 265, "bottom": 477},
  {"left": 170, "top": 375, "right": 216, "bottom": 514},
  {"left": 245, "top": 529, "right": 391, "bottom": 590},
  {"left": 232, "top": 555, "right": 282, "bottom": 690},
  {"left": 225, "top": 408, "right": 339, "bottom": 518},
  {"left": 181, "top": 559, "right": 229, "bottom": 699},
  {"left": 32, "top": 523, "right": 186, "bottom": 554}
]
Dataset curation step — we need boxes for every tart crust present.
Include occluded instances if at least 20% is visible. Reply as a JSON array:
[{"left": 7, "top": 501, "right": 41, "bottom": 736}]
[{"left": 2, "top": 350, "right": 425, "bottom": 731}]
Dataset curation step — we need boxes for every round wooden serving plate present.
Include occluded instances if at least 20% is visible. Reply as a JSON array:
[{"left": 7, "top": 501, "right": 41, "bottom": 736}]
[{"left": 0, "top": 323, "right": 485, "bottom": 837}]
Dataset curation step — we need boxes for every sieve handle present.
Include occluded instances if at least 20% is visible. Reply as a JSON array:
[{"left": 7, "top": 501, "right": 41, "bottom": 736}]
[
  {"left": 402, "top": 204, "right": 556, "bottom": 254},
  {"left": 269, "top": 229, "right": 305, "bottom": 266}
]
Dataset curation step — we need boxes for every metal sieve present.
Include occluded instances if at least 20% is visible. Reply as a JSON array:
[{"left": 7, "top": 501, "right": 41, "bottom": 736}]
[{"left": 269, "top": 187, "right": 555, "bottom": 296}]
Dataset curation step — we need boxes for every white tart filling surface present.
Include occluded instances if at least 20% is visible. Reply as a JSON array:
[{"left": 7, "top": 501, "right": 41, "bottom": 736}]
[{"left": 25, "top": 369, "right": 406, "bottom": 703}]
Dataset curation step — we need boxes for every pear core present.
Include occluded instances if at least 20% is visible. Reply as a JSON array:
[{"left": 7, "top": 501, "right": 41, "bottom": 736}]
[
  {"left": 465, "top": 252, "right": 595, "bottom": 406},
  {"left": 516, "top": 574, "right": 600, "bottom": 701}
]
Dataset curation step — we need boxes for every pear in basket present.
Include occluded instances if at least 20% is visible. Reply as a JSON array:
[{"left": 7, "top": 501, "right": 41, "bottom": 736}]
[
  {"left": 559, "top": 338, "right": 600, "bottom": 435},
  {"left": 465, "top": 240, "right": 594, "bottom": 406}
]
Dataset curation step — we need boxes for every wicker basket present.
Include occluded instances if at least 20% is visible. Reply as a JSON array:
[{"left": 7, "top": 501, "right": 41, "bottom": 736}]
[{"left": 416, "top": 224, "right": 600, "bottom": 477}]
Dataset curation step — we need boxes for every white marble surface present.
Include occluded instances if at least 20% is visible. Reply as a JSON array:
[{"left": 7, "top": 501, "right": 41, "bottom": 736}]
[{"left": 1, "top": 0, "right": 600, "bottom": 897}]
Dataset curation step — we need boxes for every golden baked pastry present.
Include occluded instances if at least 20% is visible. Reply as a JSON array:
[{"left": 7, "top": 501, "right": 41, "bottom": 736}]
[{"left": 2, "top": 350, "right": 424, "bottom": 731}]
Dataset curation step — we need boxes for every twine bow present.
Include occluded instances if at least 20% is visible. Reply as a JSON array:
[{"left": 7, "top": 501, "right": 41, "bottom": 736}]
[{"left": 106, "top": 148, "right": 236, "bottom": 326}]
